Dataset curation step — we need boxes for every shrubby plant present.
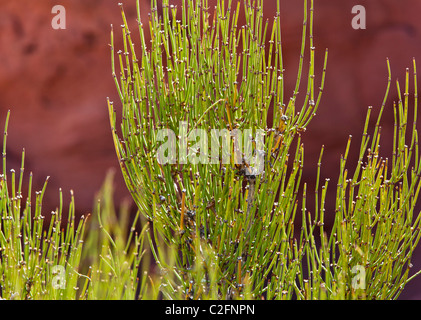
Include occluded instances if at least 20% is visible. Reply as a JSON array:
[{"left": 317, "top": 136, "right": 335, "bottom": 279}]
[
  {"left": 0, "top": 0, "right": 420, "bottom": 300},
  {"left": 109, "top": 0, "right": 421, "bottom": 299},
  {"left": 0, "top": 111, "right": 152, "bottom": 299}
]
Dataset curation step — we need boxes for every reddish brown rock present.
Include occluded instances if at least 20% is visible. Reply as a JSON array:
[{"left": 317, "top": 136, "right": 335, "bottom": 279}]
[
  {"left": 0, "top": 1, "right": 148, "bottom": 214},
  {"left": 1, "top": 0, "right": 420, "bottom": 298}
]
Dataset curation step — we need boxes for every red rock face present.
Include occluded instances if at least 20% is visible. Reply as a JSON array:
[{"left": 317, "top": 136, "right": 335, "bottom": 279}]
[
  {"left": 0, "top": 1, "right": 147, "bottom": 214},
  {"left": 1, "top": 0, "right": 420, "bottom": 298}
]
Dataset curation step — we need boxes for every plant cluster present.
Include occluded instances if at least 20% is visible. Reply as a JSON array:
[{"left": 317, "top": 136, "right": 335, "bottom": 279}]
[
  {"left": 108, "top": 0, "right": 421, "bottom": 299},
  {"left": 0, "top": 111, "right": 151, "bottom": 299},
  {"left": 0, "top": 0, "right": 420, "bottom": 300}
]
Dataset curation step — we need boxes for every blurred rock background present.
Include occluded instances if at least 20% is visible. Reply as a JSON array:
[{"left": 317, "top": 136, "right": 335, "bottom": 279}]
[{"left": 0, "top": 0, "right": 420, "bottom": 298}]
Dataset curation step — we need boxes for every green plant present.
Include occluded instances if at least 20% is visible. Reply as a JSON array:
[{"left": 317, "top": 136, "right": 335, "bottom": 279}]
[
  {"left": 109, "top": 0, "right": 421, "bottom": 300},
  {"left": 302, "top": 59, "right": 421, "bottom": 299},
  {"left": 0, "top": 112, "right": 152, "bottom": 299},
  {"left": 0, "top": 111, "right": 86, "bottom": 300},
  {"left": 1, "top": 0, "right": 420, "bottom": 301},
  {"left": 108, "top": 0, "right": 326, "bottom": 299}
]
